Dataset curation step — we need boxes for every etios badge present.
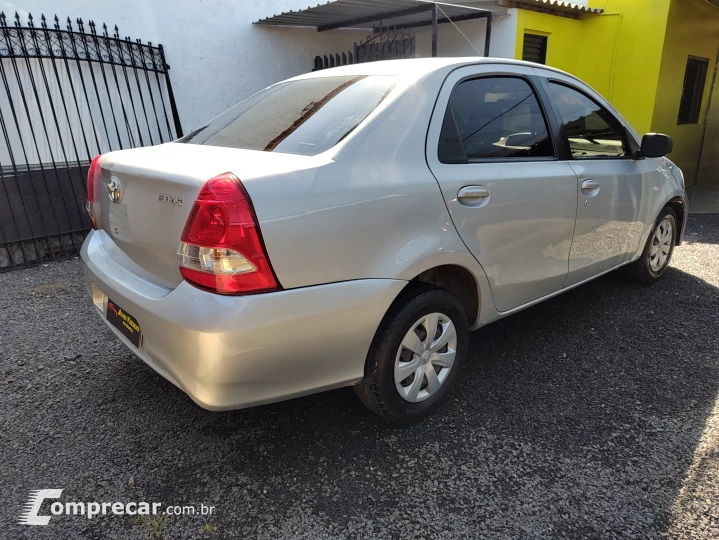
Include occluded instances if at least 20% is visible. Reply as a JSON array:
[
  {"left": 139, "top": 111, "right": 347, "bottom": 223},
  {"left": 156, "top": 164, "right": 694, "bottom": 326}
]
[
  {"left": 107, "top": 177, "right": 123, "bottom": 204},
  {"left": 158, "top": 193, "right": 183, "bottom": 206}
]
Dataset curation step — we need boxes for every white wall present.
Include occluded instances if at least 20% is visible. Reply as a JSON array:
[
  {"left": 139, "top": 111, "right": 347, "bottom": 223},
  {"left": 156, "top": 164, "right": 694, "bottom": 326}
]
[
  {"left": 1, "top": 0, "right": 369, "bottom": 134},
  {"left": 413, "top": 12, "right": 516, "bottom": 58},
  {"left": 0, "top": 0, "right": 518, "bottom": 147}
]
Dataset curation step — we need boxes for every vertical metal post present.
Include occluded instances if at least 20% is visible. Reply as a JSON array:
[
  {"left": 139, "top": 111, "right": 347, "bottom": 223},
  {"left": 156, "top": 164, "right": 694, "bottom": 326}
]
[
  {"left": 0, "top": 99, "right": 33, "bottom": 265},
  {"left": 113, "top": 26, "right": 144, "bottom": 146},
  {"left": 99, "top": 22, "right": 136, "bottom": 147},
  {"left": 7, "top": 11, "right": 67, "bottom": 259},
  {"left": 0, "top": 161, "right": 18, "bottom": 265},
  {"left": 122, "top": 36, "right": 154, "bottom": 145},
  {"left": 74, "top": 18, "right": 113, "bottom": 153},
  {"left": 31, "top": 14, "right": 86, "bottom": 247},
  {"left": 87, "top": 20, "right": 125, "bottom": 149},
  {"left": 431, "top": 3, "right": 438, "bottom": 57},
  {"left": 0, "top": 13, "right": 42, "bottom": 264},
  {"left": 148, "top": 43, "right": 174, "bottom": 141},
  {"left": 484, "top": 12, "right": 492, "bottom": 57},
  {"left": 50, "top": 15, "right": 94, "bottom": 162},
  {"left": 138, "top": 39, "right": 166, "bottom": 144},
  {"left": 158, "top": 44, "right": 183, "bottom": 138}
]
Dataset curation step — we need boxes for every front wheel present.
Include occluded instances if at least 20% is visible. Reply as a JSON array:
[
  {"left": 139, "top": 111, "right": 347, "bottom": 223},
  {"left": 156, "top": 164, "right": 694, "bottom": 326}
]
[
  {"left": 354, "top": 286, "right": 469, "bottom": 423},
  {"left": 624, "top": 207, "right": 677, "bottom": 283}
]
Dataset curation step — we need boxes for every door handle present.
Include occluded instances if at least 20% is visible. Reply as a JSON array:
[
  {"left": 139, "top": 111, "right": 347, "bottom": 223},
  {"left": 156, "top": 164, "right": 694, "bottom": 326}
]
[
  {"left": 581, "top": 179, "right": 600, "bottom": 196},
  {"left": 458, "top": 185, "right": 490, "bottom": 207}
]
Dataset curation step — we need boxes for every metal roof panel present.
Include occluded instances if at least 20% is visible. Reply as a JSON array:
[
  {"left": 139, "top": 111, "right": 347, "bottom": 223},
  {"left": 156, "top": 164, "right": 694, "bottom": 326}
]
[
  {"left": 498, "top": 0, "right": 603, "bottom": 16},
  {"left": 254, "top": 0, "right": 495, "bottom": 29}
]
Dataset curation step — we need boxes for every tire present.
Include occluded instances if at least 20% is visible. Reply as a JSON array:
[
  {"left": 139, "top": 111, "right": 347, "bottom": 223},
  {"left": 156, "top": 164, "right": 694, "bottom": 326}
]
[
  {"left": 355, "top": 285, "right": 469, "bottom": 423},
  {"left": 623, "top": 206, "right": 677, "bottom": 284}
]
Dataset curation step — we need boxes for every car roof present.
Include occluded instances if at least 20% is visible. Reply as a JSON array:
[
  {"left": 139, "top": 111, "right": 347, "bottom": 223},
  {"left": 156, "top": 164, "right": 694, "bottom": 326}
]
[{"left": 288, "top": 57, "right": 575, "bottom": 82}]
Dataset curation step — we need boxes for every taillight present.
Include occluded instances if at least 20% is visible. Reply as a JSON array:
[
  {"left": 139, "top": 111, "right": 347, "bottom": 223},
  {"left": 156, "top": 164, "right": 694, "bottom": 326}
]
[
  {"left": 86, "top": 154, "right": 103, "bottom": 229},
  {"left": 177, "top": 172, "right": 279, "bottom": 295}
]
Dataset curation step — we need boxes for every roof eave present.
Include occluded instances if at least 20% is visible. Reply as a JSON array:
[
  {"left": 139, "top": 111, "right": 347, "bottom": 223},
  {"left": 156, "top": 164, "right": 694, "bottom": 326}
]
[
  {"left": 254, "top": 0, "right": 500, "bottom": 31},
  {"left": 496, "top": 0, "right": 603, "bottom": 19}
]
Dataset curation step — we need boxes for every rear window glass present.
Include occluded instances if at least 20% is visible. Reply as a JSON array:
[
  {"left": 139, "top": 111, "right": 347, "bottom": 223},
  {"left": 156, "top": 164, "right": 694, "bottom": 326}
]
[{"left": 177, "top": 75, "right": 395, "bottom": 156}]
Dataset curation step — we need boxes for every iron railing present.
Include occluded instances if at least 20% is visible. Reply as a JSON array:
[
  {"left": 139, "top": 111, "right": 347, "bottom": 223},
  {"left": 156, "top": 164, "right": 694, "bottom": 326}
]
[
  {"left": 0, "top": 11, "right": 183, "bottom": 270},
  {"left": 313, "top": 29, "right": 415, "bottom": 71}
]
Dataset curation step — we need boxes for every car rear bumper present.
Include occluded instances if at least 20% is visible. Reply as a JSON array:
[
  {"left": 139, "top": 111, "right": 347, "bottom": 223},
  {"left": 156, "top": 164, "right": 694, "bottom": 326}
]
[{"left": 81, "top": 229, "right": 407, "bottom": 410}]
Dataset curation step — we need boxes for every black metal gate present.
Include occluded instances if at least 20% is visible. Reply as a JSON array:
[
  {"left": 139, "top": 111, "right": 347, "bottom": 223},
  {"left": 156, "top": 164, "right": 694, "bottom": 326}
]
[
  {"left": 0, "top": 11, "right": 183, "bottom": 271},
  {"left": 355, "top": 30, "right": 415, "bottom": 63},
  {"left": 313, "top": 30, "right": 415, "bottom": 71}
]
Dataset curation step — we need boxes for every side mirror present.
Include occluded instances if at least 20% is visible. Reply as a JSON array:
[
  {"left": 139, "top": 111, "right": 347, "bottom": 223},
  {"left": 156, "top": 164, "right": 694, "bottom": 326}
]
[{"left": 641, "top": 133, "right": 673, "bottom": 158}]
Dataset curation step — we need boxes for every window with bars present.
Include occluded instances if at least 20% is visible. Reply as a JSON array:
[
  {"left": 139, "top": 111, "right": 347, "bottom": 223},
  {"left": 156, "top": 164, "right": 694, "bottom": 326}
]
[
  {"left": 522, "top": 34, "right": 547, "bottom": 65},
  {"left": 678, "top": 56, "right": 710, "bottom": 125}
]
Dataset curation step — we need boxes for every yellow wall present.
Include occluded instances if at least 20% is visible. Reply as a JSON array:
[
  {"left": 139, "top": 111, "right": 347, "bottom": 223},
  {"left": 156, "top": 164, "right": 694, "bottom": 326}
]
[
  {"left": 515, "top": 0, "right": 671, "bottom": 133},
  {"left": 650, "top": 0, "right": 719, "bottom": 184},
  {"left": 514, "top": 13, "right": 584, "bottom": 81},
  {"left": 513, "top": 11, "right": 620, "bottom": 100},
  {"left": 514, "top": 0, "right": 719, "bottom": 187},
  {"left": 696, "top": 72, "right": 719, "bottom": 187},
  {"left": 593, "top": 0, "right": 672, "bottom": 133}
]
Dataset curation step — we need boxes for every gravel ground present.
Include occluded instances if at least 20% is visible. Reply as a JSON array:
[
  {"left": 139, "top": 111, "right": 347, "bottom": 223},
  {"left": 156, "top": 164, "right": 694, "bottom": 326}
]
[{"left": 1, "top": 214, "right": 718, "bottom": 539}]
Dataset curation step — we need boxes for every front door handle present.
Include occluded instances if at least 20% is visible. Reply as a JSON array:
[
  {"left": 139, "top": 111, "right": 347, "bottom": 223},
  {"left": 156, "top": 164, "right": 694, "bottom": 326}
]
[
  {"left": 458, "top": 185, "right": 490, "bottom": 207},
  {"left": 581, "top": 179, "right": 600, "bottom": 196}
]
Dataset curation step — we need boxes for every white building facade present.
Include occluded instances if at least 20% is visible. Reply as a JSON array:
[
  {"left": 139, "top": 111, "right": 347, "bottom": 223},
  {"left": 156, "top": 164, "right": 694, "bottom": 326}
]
[{"left": 0, "top": 0, "right": 523, "bottom": 133}]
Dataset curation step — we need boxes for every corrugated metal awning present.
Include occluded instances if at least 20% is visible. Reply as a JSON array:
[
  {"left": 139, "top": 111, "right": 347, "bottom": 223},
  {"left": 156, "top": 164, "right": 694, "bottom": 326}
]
[
  {"left": 254, "top": 0, "right": 494, "bottom": 32},
  {"left": 498, "top": 0, "right": 603, "bottom": 18}
]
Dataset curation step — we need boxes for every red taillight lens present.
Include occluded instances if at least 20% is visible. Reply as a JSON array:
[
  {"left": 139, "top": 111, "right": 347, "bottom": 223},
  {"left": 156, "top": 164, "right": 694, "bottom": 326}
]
[
  {"left": 86, "top": 154, "right": 103, "bottom": 229},
  {"left": 177, "top": 172, "right": 279, "bottom": 295}
]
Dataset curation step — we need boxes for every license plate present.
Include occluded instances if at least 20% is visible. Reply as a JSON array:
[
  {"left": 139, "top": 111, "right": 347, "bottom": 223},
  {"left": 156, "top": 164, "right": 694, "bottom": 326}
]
[{"left": 106, "top": 298, "right": 142, "bottom": 348}]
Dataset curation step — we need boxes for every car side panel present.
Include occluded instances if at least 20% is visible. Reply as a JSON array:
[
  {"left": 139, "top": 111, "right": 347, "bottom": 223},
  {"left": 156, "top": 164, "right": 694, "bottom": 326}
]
[
  {"left": 533, "top": 69, "right": 652, "bottom": 285},
  {"left": 564, "top": 159, "right": 649, "bottom": 286},
  {"left": 631, "top": 157, "right": 688, "bottom": 258},
  {"left": 241, "top": 69, "right": 490, "bottom": 302},
  {"left": 532, "top": 67, "right": 688, "bottom": 273},
  {"left": 423, "top": 64, "right": 579, "bottom": 313}
]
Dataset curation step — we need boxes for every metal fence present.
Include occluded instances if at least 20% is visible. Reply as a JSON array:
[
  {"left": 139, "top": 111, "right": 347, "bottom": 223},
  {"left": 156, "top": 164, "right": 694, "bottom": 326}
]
[
  {"left": 313, "top": 30, "right": 415, "bottom": 71},
  {"left": 0, "top": 11, "right": 183, "bottom": 271}
]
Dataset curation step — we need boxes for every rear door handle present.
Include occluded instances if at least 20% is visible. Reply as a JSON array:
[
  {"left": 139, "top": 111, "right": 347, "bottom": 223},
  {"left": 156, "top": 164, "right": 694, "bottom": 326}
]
[
  {"left": 581, "top": 179, "right": 600, "bottom": 196},
  {"left": 458, "top": 185, "right": 490, "bottom": 207}
]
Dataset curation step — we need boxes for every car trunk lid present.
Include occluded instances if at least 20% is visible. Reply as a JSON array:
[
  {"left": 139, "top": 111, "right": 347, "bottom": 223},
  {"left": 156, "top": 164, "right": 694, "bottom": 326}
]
[{"left": 97, "top": 143, "right": 312, "bottom": 289}]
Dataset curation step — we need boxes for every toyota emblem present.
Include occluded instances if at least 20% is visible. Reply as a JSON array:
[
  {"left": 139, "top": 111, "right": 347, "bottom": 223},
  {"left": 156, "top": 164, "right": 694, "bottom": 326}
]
[{"left": 107, "top": 176, "right": 122, "bottom": 203}]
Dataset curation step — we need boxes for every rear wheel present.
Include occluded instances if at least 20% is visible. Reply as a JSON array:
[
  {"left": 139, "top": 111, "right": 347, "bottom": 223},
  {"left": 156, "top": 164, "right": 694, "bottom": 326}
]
[
  {"left": 355, "top": 286, "right": 468, "bottom": 423},
  {"left": 624, "top": 207, "right": 677, "bottom": 283}
]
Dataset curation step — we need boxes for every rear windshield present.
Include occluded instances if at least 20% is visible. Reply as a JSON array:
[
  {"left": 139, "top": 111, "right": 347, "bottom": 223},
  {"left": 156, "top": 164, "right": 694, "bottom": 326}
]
[{"left": 177, "top": 75, "right": 395, "bottom": 156}]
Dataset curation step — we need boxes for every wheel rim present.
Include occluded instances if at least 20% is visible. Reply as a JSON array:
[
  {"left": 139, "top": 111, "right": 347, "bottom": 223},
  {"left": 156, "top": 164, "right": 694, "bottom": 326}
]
[
  {"left": 649, "top": 217, "right": 673, "bottom": 273},
  {"left": 394, "top": 312, "right": 457, "bottom": 403}
]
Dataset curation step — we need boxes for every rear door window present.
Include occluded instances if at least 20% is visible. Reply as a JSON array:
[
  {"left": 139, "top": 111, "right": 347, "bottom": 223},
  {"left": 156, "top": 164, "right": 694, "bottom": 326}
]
[
  {"left": 177, "top": 76, "right": 395, "bottom": 156},
  {"left": 443, "top": 76, "right": 555, "bottom": 161}
]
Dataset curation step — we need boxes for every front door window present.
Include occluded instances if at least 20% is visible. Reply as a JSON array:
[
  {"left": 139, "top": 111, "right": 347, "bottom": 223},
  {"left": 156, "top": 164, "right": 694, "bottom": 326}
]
[{"left": 547, "top": 82, "right": 628, "bottom": 158}]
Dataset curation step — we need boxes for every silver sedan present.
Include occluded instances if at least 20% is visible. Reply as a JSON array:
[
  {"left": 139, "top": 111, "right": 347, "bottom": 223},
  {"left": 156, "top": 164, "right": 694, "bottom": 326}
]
[{"left": 81, "top": 58, "right": 687, "bottom": 423}]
